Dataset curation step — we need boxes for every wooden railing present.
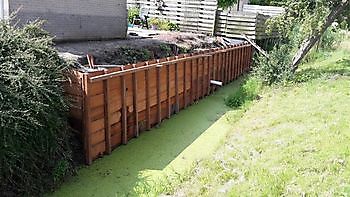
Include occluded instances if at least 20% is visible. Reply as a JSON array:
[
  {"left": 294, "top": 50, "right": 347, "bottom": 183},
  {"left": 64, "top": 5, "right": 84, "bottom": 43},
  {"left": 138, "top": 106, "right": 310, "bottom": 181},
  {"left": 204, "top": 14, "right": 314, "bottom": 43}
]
[{"left": 65, "top": 43, "right": 254, "bottom": 164}]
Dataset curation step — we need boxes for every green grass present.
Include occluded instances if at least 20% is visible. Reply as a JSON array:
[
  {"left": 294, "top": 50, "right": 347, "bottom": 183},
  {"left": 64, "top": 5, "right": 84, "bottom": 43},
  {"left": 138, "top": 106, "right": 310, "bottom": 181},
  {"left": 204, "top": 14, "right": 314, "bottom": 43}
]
[
  {"left": 51, "top": 39, "right": 350, "bottom": 196},
  {"left": 49, "top": 77, "right": 246, "bottom": 197},
  {"left": 165, "top": 41, "right": 350, "bottom": 196}
]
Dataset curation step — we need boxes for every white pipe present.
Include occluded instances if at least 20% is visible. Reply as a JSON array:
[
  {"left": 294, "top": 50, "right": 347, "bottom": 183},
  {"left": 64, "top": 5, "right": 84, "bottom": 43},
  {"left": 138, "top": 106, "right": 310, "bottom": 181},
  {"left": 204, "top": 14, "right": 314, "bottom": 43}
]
[{"left": 210, "top": 80, "right": 223, "bottom": 86}]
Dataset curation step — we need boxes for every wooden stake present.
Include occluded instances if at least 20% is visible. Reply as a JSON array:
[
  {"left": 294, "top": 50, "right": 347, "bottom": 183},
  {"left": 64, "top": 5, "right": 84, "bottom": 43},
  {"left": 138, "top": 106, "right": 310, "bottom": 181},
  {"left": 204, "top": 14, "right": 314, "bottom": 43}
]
[
  {"left": 83, "top": 74, "right": 92, "bottom": 165},
  {"left": 145, "top": 69, "right": 151, "bottom": 130},
  {"left": 132, "top": 71, "right": 139, "bottom": 137},
  {"left": 157, "top": 65, "right": 162, "bottom": 123},
  {"left": 183, "top": 56, "right": 188, "bottom": 108},
  {"left": 175, "top": 61, "right": 180, "bottom": 113},
  {"left": 103, "top": 78, "right": 111, "bottom": 154},
  {"left": 167, "top": 63, "right": 171, "bottom": 118},
  {"left": 121, "top": 75, "right": 128, "bottom": 145}
]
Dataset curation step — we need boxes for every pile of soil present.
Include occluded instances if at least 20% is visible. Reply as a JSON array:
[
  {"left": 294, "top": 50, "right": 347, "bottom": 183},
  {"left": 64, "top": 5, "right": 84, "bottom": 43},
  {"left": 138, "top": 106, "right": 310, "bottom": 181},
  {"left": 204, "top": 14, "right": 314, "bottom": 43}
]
[{"left": 56, "top": 31, "right": 243, "bottom": 68}]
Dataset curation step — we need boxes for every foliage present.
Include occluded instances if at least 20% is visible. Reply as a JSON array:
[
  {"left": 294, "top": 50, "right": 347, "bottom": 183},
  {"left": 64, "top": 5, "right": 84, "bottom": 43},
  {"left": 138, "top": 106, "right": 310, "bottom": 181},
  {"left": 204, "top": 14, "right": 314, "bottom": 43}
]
[
  {"left": 116, "top": 47, "right": 152, "bottom": 64},
  {"left": 149, "top": 18, "right": 179, "bottom": 31},
  {"left": 128, "top": 7, "right": 140, "bottom": 23},
  {"left": 249, "top": 0, "right": 288, "bottom": 6},
  {"left": 218, "top": 0, "right": 237, "bottom": 8},
  {"left": 319, "top": 24, "right": 345, "bottom": 49},
  {"left": 253, "top": 44, "right": 294, "bottom": 85},
  {"left": 152, "top": 41, "right": 350, "bottom": 196},
  {"left": 0, "top": 20, "right": 73, "bottom": 195},
  {"left": 225, "top": 78, "right": 262, "bottom": 108},
  {"left": 253, "top": 0, "right": 349, "bottom": 84}
]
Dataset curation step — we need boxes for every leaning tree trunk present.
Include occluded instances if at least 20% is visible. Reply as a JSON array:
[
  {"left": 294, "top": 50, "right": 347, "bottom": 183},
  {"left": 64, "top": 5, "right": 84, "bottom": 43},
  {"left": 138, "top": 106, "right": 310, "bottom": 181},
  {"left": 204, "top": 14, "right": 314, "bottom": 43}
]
[{"left": 291, "top": 0, "right": 350, "bottom": 72}]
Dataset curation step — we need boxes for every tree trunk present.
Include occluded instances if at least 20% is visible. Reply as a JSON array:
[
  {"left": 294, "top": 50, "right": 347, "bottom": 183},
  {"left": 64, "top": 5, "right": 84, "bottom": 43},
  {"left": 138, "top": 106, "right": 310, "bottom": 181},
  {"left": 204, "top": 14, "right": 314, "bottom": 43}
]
[{"left": 291, "top": 0, "right": 350, "bottom": 72}]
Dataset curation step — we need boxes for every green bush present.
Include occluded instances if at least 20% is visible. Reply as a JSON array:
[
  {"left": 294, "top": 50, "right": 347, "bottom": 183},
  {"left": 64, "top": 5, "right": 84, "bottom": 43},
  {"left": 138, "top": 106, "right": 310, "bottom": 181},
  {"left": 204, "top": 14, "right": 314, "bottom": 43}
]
[
  {"left": 225, "top": 78, "right": 262, "bottom": 108},
  {"left": 319, "top": 25, "right": 345, "bottom": 50},
  {"left": 253, "top": 44, "right": 294, "bottom": 85},
  {"left": 128, "top": 7, "right": 140, "bottom": 23},
  {"left": 149, "top": 18, "right": 179, "bottom": 31},
  {"left": 0, "top": 20, "right": 73, "bottom": 195}
]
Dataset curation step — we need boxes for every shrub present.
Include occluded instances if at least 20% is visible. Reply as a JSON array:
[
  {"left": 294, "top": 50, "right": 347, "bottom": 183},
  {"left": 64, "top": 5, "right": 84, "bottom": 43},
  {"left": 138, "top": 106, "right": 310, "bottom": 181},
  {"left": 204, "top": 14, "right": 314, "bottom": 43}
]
[
  {"left": 128, "top": 7, "right": 140, "bottom": 23},
  {"left": 225, "top": 78, "right": 262, "bottom": 108},
  {"left": 253, "top": 44, "right": 294, "bottom": 85},
  {"left": 0, "top": 20, "right": 73, "bottom": 195},
  {"left": 149, "top": 18, "right": 179, "bottom": 31}
]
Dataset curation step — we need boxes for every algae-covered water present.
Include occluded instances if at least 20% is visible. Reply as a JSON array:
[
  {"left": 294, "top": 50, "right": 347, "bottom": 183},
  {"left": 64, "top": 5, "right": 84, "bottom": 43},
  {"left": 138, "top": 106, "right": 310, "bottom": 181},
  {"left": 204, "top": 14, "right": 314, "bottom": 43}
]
[{"left": 50, "top": 80, "right": 242, "bottom": 197}]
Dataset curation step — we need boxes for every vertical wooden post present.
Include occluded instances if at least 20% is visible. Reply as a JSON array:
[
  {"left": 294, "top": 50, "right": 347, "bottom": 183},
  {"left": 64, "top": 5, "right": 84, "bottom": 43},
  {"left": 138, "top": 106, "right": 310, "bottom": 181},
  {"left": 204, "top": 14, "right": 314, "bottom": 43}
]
[
  {"left": 229, "top": 48, "right": 233, "bottom": 81},
  {"left": 227, "top": 49, "right": 230, "bottom": 83},
  {"left": 190, "top": 58, "right": 194, "bottom": 105},
  {"left": 157, "top": 64, "right": 162, "bottom": 124},
  {"left": 121, "top": 75, "right": 128, "bottom": 145},
  {"left": 207, "top": 55, "right": 211, "bottom": 95},
  {"left": 145, "top": 68, "right": 151, "bottom": 130},
  {"left": 235, "top": 47, "right": 239, "bottom": 78},
  {"left": 213, "top": 51, "right": 217, "bottom": 91},
  {"left": 201, "top": 56, "right": 206, "bottom": 98},
  {"left": 175, "top": 59, "right": 180, "bottom": 113},
  {"left": 103, "top": 78, "right": 111, "bottom": 154},
  {"left": 83, "top": 74, "right": 92, "bottom": 165},
  {"left": 221, "top": 51, "right": 225, "bottom": 84},
  {"left": 183, "top": 56, "right": 188, "bottom": 108},
  {"left": 167, "top": 62, "right": 171, "bottom": 118},
  {"left": 238, "top": 46, "right": 242, "bottom": 76},
  {"left": 241, "top": 45, "right": 244, "bottom": 75},
  {"left": 196, "top": 57, "right": 200, "bottom": 100},
  {"left": 244, "top": 46, "right": 247, "bottom": 71},
  {"left": 132, "top": 69, "right": 139, "bottom": 138}
]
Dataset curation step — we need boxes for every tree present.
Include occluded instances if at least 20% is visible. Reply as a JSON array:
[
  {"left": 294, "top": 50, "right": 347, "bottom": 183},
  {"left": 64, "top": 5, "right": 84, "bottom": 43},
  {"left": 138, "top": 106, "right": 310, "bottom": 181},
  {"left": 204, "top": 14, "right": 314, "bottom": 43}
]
[{"left": 291, "top": 0, "right": 350, "bottom": 71}]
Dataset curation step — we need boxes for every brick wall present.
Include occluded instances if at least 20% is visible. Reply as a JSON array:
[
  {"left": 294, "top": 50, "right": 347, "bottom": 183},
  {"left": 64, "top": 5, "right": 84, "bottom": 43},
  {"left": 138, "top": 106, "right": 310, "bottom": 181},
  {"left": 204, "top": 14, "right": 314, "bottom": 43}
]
[{"left": 8, "top": 0, "right": 127, "bottom": 41}]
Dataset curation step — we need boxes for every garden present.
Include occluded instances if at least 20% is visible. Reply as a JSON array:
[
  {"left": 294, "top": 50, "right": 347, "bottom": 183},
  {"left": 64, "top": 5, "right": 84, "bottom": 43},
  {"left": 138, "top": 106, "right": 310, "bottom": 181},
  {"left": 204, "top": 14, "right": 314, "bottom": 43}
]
[{"left": 1, "top": 0, "right": 349, "bottom": 196}]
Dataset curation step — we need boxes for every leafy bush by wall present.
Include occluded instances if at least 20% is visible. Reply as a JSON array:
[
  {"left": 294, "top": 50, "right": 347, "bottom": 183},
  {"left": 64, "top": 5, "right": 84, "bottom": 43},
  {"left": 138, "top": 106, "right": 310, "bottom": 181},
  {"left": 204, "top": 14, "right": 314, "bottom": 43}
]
[{"left": 0, "top": 20, "right": 73, "bottom": 196}]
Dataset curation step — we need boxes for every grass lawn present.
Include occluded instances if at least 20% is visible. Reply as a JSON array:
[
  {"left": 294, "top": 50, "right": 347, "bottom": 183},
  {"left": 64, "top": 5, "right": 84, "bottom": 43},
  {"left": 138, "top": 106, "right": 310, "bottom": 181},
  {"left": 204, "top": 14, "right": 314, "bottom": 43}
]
[
  {"left": 166, "top": 39, "right": 350, "bottom": 196},
  {"left": 50, "top": 76, "right": 245, "bottom": 197},
  {"left": 51, "top": 38, "right": 350, "bottom": 197}
]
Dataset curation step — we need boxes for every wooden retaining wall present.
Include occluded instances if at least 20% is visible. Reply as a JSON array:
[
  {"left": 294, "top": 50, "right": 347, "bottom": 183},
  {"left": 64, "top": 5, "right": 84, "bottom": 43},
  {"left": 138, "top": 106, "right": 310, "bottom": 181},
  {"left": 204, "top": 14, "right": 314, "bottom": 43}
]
[{"left": 65, "top": 43, "right": 253, "bottom": 165}]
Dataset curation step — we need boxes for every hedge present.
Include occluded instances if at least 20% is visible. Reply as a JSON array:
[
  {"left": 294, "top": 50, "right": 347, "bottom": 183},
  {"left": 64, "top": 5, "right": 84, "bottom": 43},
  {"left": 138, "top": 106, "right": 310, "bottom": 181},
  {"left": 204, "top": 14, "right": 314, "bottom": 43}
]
[{"left": 0, "top": 20, "right": 73, "bottom": 196}]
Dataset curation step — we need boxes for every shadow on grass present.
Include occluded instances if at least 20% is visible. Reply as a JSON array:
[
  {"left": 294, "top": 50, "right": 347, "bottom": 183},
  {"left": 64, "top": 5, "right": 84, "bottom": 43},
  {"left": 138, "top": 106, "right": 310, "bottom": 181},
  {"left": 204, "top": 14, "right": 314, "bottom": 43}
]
[
  {"left": 50, "top": 79, "right": 244, "bottom": 197},
  {"left": 294, "top": 58, "right": 350, "bottom": 83}
]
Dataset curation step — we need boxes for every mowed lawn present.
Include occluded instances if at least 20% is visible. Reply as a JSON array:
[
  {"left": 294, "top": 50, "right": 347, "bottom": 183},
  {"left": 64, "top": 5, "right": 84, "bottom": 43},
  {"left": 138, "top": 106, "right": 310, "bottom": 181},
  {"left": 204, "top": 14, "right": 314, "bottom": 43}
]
[{"left": 168, "top": 40, "right": 350, "bottom": 196}]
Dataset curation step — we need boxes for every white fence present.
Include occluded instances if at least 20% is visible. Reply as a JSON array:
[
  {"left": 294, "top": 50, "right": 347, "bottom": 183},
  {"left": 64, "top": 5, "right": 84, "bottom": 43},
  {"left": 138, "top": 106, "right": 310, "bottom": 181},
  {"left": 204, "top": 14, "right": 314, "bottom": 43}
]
[
  {"left": 128, "top": 0, "right": 284, "bottom": 40},
  {"left": 243, "top": 5, "right": 285, "bottom": 16}
]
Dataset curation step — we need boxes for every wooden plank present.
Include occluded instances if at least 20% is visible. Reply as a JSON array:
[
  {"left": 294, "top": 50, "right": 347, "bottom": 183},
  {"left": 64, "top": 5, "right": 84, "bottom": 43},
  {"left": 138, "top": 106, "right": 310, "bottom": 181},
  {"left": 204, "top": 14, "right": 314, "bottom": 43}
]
[
  {"left": 83, "top": 74, "right": 92, "bottom": 165},
  {"left": 145, "top": 69, "right": 151, "bottom": 130},
  {"left": 201, "top": 56, "right": 206, "bottom": 97},
  {"left": 157, "top": 66, "right": 162, "bottom": 124},
  {"left": 228, "top": 49, "right": 232, "bottom": 82},
  {"left": 196, "top": 57, "right": 200, "bottom": 101},
  {"left": 234, "top": 47, "right": 238, "bottom": 79},
  {"left": 183, "top": 56, "right": 188, "bottom": 108},
  {"left": 132, "top": 71, "right": 139, "bottom": 137},
  {"left": 190, "top": 58, "right": 194, "bottom": 104},
  {"left": 208, "top": 53, "right": 213, "bottom": 94},
  {"left": 103, "top": 79, "right": 111, "bottom": 154},
  {"left": 240, "top": 46, "right": 244, "bottom": 75},
  {"left": 175, "top": 60, "right": 180, "bottom": 113},
  {"left": 167, "top": 64, "right": 171, "bottom": 118},
  {"left": 121, "top": 75, "right": 128, "bottom": 145},
  {"left": 206, "top": 55, "right": 211, "bottom": 95},
  {"left": 221, "top": 51, "right": 225, "bottom": 84}
]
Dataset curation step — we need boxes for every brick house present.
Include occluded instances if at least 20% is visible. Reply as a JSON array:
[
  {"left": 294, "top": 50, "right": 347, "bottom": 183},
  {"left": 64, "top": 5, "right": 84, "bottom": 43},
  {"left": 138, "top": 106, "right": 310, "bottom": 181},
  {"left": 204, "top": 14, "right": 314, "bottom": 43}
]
[{"left": 0, "top": 0, "right": 127, "bottom": 41}]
